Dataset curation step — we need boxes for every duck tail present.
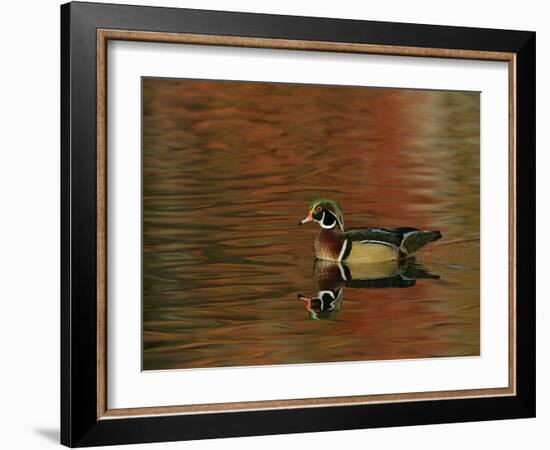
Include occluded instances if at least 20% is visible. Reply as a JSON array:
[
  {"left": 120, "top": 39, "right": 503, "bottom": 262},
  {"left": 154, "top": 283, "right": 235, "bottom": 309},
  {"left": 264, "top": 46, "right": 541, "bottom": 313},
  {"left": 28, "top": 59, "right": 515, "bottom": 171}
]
[{"left": 402, "top": 230, "right": 442, "bottom": 254}]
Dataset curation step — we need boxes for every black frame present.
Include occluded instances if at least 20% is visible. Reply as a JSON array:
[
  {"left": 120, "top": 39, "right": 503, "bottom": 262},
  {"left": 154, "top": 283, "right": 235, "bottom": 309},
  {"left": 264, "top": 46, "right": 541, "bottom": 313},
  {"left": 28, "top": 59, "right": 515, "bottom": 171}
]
[{"left": 61, "top": 1, "right": 536, "bottom": 447}]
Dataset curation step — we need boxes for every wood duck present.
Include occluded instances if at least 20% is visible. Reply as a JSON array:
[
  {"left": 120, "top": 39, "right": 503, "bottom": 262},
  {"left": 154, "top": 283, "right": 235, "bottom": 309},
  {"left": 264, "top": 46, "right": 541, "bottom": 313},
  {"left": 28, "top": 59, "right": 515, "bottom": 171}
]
[
  {"left": 297, "top": 288, "right": 343, "bottom": 321},
  {"left": 297, "top": 258, "right": 439, "bottom": 320},
  {"left": 299, "top": 199, "right": 442, "bottom": 263}
]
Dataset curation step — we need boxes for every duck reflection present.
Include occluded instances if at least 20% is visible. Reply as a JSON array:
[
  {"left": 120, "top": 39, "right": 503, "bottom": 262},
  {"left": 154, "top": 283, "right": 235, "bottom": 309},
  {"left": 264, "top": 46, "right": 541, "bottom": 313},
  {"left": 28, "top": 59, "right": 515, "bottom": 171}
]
[{"left": 297, "top": 258, "right": 439, "bottom": 320}]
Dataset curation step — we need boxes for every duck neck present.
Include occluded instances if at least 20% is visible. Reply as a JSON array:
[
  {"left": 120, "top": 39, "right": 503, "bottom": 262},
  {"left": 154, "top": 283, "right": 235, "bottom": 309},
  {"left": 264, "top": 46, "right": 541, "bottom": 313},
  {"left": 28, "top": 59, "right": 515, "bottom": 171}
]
[{"left": 318, "top": 227, "right": 342, "bottom": 238}]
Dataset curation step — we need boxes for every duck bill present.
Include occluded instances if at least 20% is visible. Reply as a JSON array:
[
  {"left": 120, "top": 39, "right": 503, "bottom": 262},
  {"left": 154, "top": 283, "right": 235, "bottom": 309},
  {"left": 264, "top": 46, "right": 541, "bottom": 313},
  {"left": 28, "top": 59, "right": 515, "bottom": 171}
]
[
  {"left": 297, "top": 294, "right": 312, "bottom": 312},
  {"left": 299, "top": 210, "right": 313, "bottom": 225}
]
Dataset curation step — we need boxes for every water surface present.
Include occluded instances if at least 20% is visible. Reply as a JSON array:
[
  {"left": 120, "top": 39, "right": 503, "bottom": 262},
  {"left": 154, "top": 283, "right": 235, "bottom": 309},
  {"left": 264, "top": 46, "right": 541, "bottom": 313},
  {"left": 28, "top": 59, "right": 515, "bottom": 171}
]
[{"left": 142, "top": 78, "right": 480, "bottom": 370}]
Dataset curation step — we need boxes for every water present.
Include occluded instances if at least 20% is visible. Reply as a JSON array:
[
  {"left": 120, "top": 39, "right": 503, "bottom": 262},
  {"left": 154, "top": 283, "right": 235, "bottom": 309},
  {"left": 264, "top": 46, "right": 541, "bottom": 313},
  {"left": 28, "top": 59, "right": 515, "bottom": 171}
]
[{"left": 142, "top": 78, "right": 480, "bottom": 370}]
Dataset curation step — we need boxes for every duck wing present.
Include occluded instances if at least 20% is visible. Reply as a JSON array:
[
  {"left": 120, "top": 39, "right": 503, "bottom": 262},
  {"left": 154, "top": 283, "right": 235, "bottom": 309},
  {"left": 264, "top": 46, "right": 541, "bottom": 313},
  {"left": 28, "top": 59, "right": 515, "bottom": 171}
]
[
  {"left": 344, "top": 227, "right": 414, "bottom": 246},
  {"left": 344, "top": 227, "right": 442, "bottom": 256}
]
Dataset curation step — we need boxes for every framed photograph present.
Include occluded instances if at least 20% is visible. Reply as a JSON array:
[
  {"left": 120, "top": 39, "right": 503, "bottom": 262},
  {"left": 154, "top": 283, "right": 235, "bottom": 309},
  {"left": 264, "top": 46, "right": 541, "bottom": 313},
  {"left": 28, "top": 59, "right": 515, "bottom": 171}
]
[{"left": 61, "top": 1, "right": 535, "bottom": 447}]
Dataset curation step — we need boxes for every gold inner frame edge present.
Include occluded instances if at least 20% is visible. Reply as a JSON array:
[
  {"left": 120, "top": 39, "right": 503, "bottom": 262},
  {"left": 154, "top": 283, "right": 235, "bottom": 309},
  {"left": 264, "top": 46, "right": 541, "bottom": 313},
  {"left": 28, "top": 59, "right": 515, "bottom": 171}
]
[{"left": 96, "top": 28, "right": 517, "bottom": 420}]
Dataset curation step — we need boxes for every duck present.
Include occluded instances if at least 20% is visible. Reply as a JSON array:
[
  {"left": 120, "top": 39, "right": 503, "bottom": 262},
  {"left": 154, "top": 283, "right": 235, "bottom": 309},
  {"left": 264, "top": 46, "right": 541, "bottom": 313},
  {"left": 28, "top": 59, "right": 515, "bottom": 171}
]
[
  {"left": 297, "top": 288, "right": 344, "bottom": 321},
  {"left": 297, "top": 258, "right": 440, "bottom": 320},
  {"left": 299, "top": 199, "right": 442, "bottom": 263}
]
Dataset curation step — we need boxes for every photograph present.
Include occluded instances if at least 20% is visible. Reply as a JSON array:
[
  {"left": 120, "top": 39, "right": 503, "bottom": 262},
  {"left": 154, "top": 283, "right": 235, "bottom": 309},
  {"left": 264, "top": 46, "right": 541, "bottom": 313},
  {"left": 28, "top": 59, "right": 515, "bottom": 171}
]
[
  {"left": 56, "top": 2, "right": 536, "bottom": 446},
  {"left": 142, "top": 78, "right": 481, "bottom": 370}
]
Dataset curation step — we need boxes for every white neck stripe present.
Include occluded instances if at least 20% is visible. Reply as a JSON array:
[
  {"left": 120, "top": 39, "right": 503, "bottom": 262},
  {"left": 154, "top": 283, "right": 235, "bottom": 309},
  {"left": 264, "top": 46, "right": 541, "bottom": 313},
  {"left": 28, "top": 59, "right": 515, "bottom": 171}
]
[
  {"left": 318, "top": 211, "right": 337, "bottom": 229},
  {"left": 325, "top": 208, "right": 344, "bottom": 231}
]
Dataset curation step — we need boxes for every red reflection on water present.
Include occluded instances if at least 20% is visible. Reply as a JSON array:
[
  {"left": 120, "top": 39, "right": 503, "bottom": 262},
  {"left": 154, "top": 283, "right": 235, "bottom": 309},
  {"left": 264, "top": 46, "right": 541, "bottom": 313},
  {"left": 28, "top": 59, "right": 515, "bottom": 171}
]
[{"left": 142, "top": 78, "right": 480, "bottom": 370}]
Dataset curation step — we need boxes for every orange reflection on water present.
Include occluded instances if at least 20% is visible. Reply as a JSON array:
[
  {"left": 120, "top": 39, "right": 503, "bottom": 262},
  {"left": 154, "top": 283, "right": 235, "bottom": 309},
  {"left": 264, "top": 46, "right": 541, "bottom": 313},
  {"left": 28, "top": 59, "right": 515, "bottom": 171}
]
[{"left": 142, "top": 78, "right": 480, "bottom": 370}]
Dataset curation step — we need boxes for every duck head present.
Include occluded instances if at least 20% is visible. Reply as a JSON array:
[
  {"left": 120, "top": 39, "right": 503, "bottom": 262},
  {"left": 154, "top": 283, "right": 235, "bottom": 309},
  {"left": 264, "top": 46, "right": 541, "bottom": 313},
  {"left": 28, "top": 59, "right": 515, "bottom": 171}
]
[
  {"left": 299, "top": 199, "right": 344, "bottom": 231},
  {"left": 297, "top": 289, "right": 343, "bottom": 320}
]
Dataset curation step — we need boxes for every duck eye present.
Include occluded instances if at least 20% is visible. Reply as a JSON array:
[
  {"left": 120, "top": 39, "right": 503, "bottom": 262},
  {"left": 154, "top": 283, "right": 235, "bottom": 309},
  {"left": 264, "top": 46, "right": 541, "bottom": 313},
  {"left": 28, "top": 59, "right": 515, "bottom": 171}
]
[{"left": 315, "top": 205, "right": 323, "bottom": 213}]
